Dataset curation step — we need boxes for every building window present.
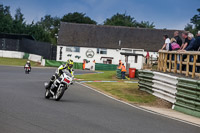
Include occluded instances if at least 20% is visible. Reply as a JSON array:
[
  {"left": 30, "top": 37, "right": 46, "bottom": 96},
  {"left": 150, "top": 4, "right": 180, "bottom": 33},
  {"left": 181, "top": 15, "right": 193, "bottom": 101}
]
[
  {"left": 97, "top": 48, "right": 107, "bottom": 54},
  {"left": 66, "top": 46, "right": 80, "bottom": 52}
]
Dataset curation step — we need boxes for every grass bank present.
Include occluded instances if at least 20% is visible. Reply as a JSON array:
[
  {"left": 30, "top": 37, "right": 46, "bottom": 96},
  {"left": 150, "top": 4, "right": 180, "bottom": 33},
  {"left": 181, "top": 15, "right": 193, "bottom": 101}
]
[
  {"left": 76, "top": 70, "right": 170, "bottom": 106},
  {"left": 0, "top": 57, "right": 41, "bottom": 67},
  {"left": 86, "top": 82, "right": 157, "bottom": 104}
]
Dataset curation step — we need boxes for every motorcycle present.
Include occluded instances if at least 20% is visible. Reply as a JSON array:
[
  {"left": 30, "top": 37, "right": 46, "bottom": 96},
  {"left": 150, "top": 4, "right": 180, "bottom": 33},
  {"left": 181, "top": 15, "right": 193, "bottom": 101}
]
[
  {"left": 44, "top": 70, "right": 73, "bottom": 101},
  {"left": 24, "top": 64, "right": 31, "bottom": 74}
]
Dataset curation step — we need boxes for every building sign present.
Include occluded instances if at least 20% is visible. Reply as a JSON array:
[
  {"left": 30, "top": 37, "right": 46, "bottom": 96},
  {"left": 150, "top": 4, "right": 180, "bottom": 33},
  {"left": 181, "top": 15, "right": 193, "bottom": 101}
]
[
  {"left": 86, "top": 49, "right": 94, "bottom": 58},
  {"left": 59, "top": 47, "right": 63, "bottom": 60}
]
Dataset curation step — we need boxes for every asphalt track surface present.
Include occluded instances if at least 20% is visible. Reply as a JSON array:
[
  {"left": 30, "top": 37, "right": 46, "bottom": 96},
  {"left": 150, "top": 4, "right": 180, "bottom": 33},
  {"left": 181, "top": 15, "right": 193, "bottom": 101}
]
[{"left": 0, "top": 66, "right": 199, "bottom": 133}]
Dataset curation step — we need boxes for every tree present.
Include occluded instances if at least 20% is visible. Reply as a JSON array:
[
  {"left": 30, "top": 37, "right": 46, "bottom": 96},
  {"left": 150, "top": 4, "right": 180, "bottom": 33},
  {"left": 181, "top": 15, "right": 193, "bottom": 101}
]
[
  {"left": 104, "top": 13, "right": 155, "bottom": 28},
  {"left": 61, "top": 12, "right": 97, "bottom": 24},
  {"left": 0, "top": 4, "right": 13, "bottom": 33},
  {"left": 104, "top": 13, "right": 136, "bottom": 27},
  {"left": 38, "top": 15, "right": 61, "bottom": 44},
  {"left": 135, "top": 21, "right": 155, "bottom": 28},
  {"left": 12, "top": 8, "right": 26, "bottom": 34},
  {"left": 185, "top": 8, "right": 200, "bottom": 34}
]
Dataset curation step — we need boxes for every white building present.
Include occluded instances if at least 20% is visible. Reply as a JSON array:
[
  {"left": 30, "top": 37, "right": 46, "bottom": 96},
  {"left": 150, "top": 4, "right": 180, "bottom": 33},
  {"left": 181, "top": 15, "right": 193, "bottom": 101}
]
[{"left": 57, "top": 22, "right": 176, "bottom": 70}]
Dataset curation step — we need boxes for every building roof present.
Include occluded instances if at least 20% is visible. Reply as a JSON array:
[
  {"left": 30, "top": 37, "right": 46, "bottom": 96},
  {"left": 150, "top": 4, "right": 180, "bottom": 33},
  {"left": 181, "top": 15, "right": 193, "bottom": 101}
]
[
  {"left": 58, "top": 22, "right": 183, "bottom": 52},
  {"left": 0, "top": 33, "right": 35, "bottom": 40}
]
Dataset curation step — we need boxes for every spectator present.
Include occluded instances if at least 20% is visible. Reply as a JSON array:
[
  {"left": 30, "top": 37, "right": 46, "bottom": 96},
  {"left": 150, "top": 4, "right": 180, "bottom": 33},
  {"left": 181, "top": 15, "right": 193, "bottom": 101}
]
[
  {"left": 161, "top": 35, "right": 170, "bottom": 50},
  {"left": 181, "top": 33, "right": 195, "bottom": 71},
  {"left": 196, "top": 31, "right": 200, "bottom": 72},
  {"left": 174, "top": 31, "right": 182, "bottom": 47},
  {"left": 180, "top": 32, "right": 190, "bottom": 50},
  {"left": 169, "top": 38, "right": 180, "bottom": 51},
  {"left": 193, "top": 31, "right": 200, "bottom": 51},
  {"left": 184, "top": 33, "right": 196, "bottom": 51}
]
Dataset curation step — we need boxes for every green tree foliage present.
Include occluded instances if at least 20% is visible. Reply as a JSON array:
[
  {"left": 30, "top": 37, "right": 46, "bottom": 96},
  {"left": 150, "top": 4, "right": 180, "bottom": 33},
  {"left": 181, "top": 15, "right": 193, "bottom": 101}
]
[
  {"left": 185, "top": 8, "right": 200, "bottom": 34},
  {"left": 104, "top": 13, "right": 136, "bottom": 27},
  {"left": 135, "top": 21, "right": 155, "bottom": 29},
  {"left": 12, "top": 8, "right": 26, "bottom": 34},
  {"left": 0, "top": 5, "right": 13, "bottom": 33},
  {"left": 61, "top": 12, "right": 97, "bottom": 24},
  {"left": 104, "top": 13, "right": 155, "bottom": 28}
]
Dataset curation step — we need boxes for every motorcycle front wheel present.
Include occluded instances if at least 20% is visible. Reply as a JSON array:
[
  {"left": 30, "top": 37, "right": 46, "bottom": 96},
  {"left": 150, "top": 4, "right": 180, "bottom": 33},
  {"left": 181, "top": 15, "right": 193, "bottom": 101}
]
[{"left": 55, "top": 87, "right": 65, "bottom": 101}]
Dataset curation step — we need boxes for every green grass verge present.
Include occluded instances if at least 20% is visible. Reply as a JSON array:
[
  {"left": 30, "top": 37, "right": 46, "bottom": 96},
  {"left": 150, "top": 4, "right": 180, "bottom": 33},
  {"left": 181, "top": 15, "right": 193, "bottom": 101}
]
[
  {"left": 75, "top": 71, "right": 120, "bottom": 81},
  {"left": 0, "top": 57, "right": 41, "bottom": 67},
  {"left": 86, "top": 82, "right": 156, "bottom": 104}
]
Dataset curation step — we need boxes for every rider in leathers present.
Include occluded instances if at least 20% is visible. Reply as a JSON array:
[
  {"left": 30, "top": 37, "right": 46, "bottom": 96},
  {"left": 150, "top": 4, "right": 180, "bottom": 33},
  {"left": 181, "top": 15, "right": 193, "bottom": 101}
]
[{"left": 46, "top": 59, "right": 74, "bottom": 90}]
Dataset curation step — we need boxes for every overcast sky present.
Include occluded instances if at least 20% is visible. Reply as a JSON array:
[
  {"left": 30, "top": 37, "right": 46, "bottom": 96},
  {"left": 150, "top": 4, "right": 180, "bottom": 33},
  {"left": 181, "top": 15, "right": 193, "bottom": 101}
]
[{"left": 1, "top": 0, "right": 200, "bottom": 30}]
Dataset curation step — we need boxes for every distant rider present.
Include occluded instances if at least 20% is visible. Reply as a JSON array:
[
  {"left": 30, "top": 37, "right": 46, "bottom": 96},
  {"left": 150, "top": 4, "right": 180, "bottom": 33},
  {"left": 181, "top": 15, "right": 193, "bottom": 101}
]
[
  {"left": 46, "top": 59, "right": 74, "bottom": 89},
  {"left": 24, "top": 61, "right": 31, "bottom": 71}
]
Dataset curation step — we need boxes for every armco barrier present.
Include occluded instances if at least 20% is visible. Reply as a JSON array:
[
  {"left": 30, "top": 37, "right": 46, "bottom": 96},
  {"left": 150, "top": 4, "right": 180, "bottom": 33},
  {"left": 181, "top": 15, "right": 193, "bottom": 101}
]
[
  {"left": 138, "top": 70, "right": 200, "bottom": 118},
  {"left": 173, "top": 78, "right": 200, "bottom": 118},
  {"left": 139, "top": 70, "right": 177, "bottom": 103},
  {"left": 138, "top": 70, "right": 154, "bottom": 94}
]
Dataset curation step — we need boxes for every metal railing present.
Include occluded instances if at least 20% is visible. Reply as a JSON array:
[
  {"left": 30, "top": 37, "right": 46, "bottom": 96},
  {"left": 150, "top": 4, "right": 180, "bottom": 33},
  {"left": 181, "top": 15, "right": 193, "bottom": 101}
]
[{"left": 158, "top": 50, "right": 200, "bottom": 78}]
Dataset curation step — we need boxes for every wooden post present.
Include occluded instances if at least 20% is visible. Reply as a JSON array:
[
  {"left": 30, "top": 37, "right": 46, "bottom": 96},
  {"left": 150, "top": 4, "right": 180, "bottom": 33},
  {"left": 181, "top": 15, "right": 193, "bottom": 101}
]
[
  {"left": 169, "top": 54, "right": 172, "bottom": 72},
  {"left": 164, "top": 53, "right": 168, "bottom": 72},
  {"left": 180, "top": 54, "right": 183, "bottom": 74},
  {"left": 159, "top": 53, "right": 163, "bottom": 71},
  {"left": 174, "top": 54, "right": 177, "bottom": 73},
  {"left": 161, "top": 53, "right": 164, "bottom": 71},
  {"left": 186, "top": 55, "right": 190, "bottom": 77},
  {"left": 157, "top": 52, "right": 161, "bottom": 71},
  {"left": 192, "top": 55, "right": 197, "bottom": 78}
]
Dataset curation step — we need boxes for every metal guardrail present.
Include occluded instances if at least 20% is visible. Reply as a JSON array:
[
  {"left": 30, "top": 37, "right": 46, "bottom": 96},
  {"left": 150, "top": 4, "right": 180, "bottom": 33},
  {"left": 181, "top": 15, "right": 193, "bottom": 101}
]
[
  {"left": 158, "top": 50, "right": 200, "bottom": 78},
  {"left": 138, "top": 70, "right": 200, "bottom": 118}
]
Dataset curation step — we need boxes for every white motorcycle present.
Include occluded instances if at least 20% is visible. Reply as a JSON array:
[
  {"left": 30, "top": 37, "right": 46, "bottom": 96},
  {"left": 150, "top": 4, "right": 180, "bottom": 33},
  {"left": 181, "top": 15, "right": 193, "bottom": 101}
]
[{"left": 44, "top": 70, "right": 73, "bottom": 101}]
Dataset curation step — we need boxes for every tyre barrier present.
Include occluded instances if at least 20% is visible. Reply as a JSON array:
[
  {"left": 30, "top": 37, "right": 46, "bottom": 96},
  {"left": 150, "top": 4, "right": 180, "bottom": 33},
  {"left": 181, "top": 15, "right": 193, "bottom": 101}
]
[
  {"left": 138, "top": 70, "right": 200, "bottom": 118},
  {"left": 173, "top": 78, "right": 200, "bottom": 118},
  {"left": 116, "top": 69, "right": 122, "bottom": 79}
]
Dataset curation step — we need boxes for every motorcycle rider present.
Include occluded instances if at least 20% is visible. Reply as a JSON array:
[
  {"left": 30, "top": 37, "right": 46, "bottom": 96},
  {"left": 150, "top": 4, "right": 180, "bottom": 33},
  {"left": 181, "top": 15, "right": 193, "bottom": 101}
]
[
  {"left": 46, "top": 59, "right": 74, "bottom": 90},
  {"left": 24, "top": 60, "right": 31, "bottom": 71}
]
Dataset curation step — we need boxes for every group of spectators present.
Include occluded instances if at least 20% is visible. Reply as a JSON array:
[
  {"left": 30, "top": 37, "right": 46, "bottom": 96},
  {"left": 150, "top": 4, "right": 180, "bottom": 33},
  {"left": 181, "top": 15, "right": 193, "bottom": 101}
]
[
  {"left": 161, "top": 30, "right": 200, "bottom": 72},
  {"left": 161, "top": 31, "right": 200, "bottom": 52}
]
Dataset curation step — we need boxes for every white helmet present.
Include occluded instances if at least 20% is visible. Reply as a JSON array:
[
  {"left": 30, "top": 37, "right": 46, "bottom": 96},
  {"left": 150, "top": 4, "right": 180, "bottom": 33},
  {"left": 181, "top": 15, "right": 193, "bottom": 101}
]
[{"left": 27, "top": 61, "right": 30, "bottom": 63}]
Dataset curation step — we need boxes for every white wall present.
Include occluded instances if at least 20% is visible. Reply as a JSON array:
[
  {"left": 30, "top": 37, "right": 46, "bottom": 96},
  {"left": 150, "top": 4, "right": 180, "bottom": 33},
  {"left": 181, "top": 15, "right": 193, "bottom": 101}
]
[
  {"left": 0, "top": 50, "right": 43, "bottom": 63},
  {"left": 56, "top": 46, "right": 152, "bottom": 69},
  {"left": 0, "top": 50, "right": 24, "bottom": 58}
]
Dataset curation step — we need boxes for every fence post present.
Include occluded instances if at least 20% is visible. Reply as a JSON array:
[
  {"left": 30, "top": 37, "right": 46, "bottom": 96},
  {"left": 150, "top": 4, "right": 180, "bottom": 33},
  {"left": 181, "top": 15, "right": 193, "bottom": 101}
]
[
  {"left": 169, "top": 54, "right": 172, "bottom": 72},
  {"left": 174, "top": 54, "right": 177, "bottom": 73},
  {"left": 186, "top": 55, "right": 190, "bottom": 77},
  {"left": 157, "top": 52, "right": 160, "bottom": 71},
  {"left": 179, "top": 54, "right": 182, "bottom": 74},
  {"left": 192, "top": 55, "right": 197, "bottom": 78},
  {"left": 164, "top": 53, "right": 168, "bottom": 72}
]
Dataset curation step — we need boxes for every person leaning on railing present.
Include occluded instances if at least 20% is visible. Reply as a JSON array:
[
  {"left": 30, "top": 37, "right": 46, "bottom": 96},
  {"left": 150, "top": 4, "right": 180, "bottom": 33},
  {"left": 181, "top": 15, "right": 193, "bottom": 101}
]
[
  {"left": 178, "top": 32, "right": 200, "bottom": 72},
  {"left": 194, "top": 31, "right": 200, "bottom": 72}
]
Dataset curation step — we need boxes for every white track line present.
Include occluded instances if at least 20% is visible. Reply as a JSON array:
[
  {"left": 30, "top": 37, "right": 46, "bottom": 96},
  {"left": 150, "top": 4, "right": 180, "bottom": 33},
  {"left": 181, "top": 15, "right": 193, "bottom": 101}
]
[{"left": 76, "top": 82, "right": 200, "bottom": 128}]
